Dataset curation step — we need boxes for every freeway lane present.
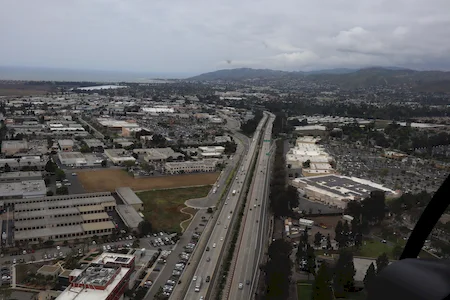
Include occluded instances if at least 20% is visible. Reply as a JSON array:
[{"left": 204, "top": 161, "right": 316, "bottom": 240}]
[
  {"left": 145, "top": 117, "right": 249, "bottom": 300},
  {"left": 227, "top": 113, "right": 274, "bottom": 300},
  {"left": 182, "top": 113, "right": 269, "bottom": 300}
]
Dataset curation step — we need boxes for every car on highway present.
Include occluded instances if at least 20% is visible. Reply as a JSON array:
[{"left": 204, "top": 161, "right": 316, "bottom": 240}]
[
  {"left": 206, "top": 276, "right": 211, "bottom": 282},
  {"left": 206, "top": 247, "right": 210, "bottom": 251},
  {"left": 220, "top": 237, "right": 223, "bottom": 241},
  {"left": 246, "top": 280, "right": 250, "bottom": 285},
  {"left": 225, "top": 202, "right": 228, "bottom": 205},
  {"left": 193, "top": 276, "right": 197, "bottom": 281},
  {"left": 206, "top": 257, "right": 211, "bottom": 262},
  {"left": 239, "top": 283, "right": 243, "bottom": 289},
  {"left": 212, "top": 243, "right": 216, "bottom": 248},
  {"left": 200, "top": 297, "right": 204, "bottom": 300},
  {"left": 224, "top": 225, "right": 227, "bottom": 229},
  {"left": 228, "top": 216, "right": 231, "bottom": 219}
]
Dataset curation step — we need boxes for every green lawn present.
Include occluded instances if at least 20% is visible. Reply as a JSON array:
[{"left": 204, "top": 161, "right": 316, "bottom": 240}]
[
  {"left": 357, "top": 240, "right": 395, "bottom": 259},
  {"left": 297, "top": 283, "right": 312, "bottom": 300},
  {"left": 137, "top": 185, "right": 212, "bottom": 233}
]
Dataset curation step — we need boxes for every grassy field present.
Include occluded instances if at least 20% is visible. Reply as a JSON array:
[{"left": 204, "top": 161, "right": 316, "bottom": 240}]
[
  {"left": 357, "top": 240, "right": 395, "bottom": 259},
  {"left": 137, "top": 185, "right": 212, "bottom": 233},
  {"left": 297, "top": 284, "right": 312, "bottom": 300},
  {"left": 76, "top": 169, "right": 219, "bottom": 192}
]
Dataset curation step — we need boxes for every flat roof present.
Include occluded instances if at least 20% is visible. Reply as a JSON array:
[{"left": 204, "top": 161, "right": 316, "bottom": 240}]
[
  {"left": 57, "top": 267, "right": 130, "bottom": 300},
  {"left": 58, "top": 140, "right": 74, "bottom": 146},
  {"left": 14, "top": 225, "right": 84, "bottom": 240},
  {"left": 14, "top": 196, "right": 116, "bottom": 211},
  {"left": 0, "top": 171, "right": 42, "bottom": 179},
  {"left": 0, "top": 180, "right": 47, "bottom": 198},
  {"left": 81, "top": 221, "right": 115, "bottom": 232},
  {"left": 92, "top": 252, "right": 134, "bottom": 265},
  {"left": 15, "top": 215, "right": 83, "bottom": 229},
  {"left": 116, "top": 187, "right": 143, "bottom": 206},
  {"left": 15, "top": 207, "right": 80, "bottom": 219},
  {"left": 81, "top": 212, "right": 109, "bottom": 221},
  {"left": 115, "top": 205, "right": 143, "bottom": 229}
]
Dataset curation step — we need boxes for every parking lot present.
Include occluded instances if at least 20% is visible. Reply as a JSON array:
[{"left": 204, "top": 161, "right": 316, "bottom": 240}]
[{"left": 324, "top": 141, "right": 447, "bottom": 194}]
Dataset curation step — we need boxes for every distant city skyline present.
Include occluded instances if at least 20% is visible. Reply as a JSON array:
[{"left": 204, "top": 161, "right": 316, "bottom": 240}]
[{"left": 1, "top": 1, "right": 450, "bottom": 74}]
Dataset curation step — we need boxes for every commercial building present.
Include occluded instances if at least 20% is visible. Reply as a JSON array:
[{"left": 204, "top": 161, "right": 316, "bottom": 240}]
[
  {"left": 121, "top": 127, "right": 142, "bottom": 137},
  {"left": 97, "top": 118, "right": 139, "bottom": 133},
  {"left": 12, "top": 192, "right": 117, "bottom": 243},
  {"left": 164, "top": 159, "right": 218, "bottom": 174},
  {"left": 58, "top": 152, "right": 103, "bottom": 167},
  {"left": 58, "top": 140, "right": 74, "bottom": 152},
  {"left": 198, "top": 146, "right": 225, "bottom": 158},
  {"left": 286, "top": 137, "right": 335, "bottom": 175},
  {"left": 1, "top": 140, "right": 28, "bottom": 156},
  {"left": 291, "top": 174, "right": 398, "bottom": 209},
  {"left": 214, "top": 136, "right": 232, "bottom": 144},
  {"left": 0, "top": 156, "right": 47, "bottom": 171},
  {"left": 142, "top": 106, "right": 174, "bottom": 114},
  {"left": 133, "top": 148, "right": 184, "bottom": 162},
  {"left": 115, "top": 187, "right": 143, "bottom": 211},
  {"left": 84, "top": 139, "right": 105, "bottom": 151},
  {"left": 104, "top": 149, "right": 136, "bottom": 165},
  {"left": 57, "top": 262, "right": 132, "bottom": 300},
  {"left": 115, "top": 205, "right": 143, "bottom": 232},
  {"left": 294, "top": 125, "right": 327, "bottom": 136},
  {"left": 0, "top": 180, "right": 47, "bottom": 199},
  {"left": 0, "top": 171, "right": 42, "bottom": 183}
]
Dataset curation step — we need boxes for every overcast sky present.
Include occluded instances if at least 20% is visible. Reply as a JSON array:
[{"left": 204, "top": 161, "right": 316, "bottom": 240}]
[{"left": 1, "top": 0, "right": 450, "bottom": 75}]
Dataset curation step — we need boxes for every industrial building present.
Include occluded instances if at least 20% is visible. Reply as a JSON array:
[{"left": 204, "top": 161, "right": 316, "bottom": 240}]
[
  {"left": 133, "top": 148, "right": 184, "bottom": 162},
  {"left": 104, "top": 149, "right": 136, "bottom": 165},
  {"left": 294, "top": 125, "right": 327, "bottom": 136},
  {"left": 84, "top": 139, "right": 105, "bottom": 151},
  {"left": 58, "top": 152, "right": 103, "bottom": 167},
  {"left": 97, "top": 118, "right": 139, "bottom": 133},
  {"left": 0, "top": 156, "right": 47, "bottom": 171},
  {"left": 0, "top": 171, "right": 42, "bottom": 183},
  {"left": 1, "top": 140, "right": 28, "bottom": 156},
  {"left": 164, "top": 159, "right": 218, "bottom": 174},
  {"left": 291, "top": 174, "right": 398, "bottom": 209},
  {"left": 142, "top": 106, "right": 175, "bottom": 114},
  {"left": 0, "top": 180, "right": 47, "bottom": 199},
  {"left": 12, "top": 192, "right": 117, "bottom": 243},
  {"left": 115, "top": 187, "right": 143, "bottom": 211},
  {"left": 198, "top": 146, "right": 225, "bottom": 158},
  {"left": 58, "top": 140, "right": 74, "bottom": 152},
  {"left": 57, "top": 259, "right": 133, "bottom": 300},
  {"left": 286, "top": 136, "right": 335, "bottom": 175}
]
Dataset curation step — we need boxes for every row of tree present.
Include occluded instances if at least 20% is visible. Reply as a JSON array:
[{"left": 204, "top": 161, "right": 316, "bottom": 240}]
[
  {"left": 240, "top": 110, "right": 264, "bottom": 136},
  {"left": 269, "top": 139, "right": 299, "bottom": 217}
]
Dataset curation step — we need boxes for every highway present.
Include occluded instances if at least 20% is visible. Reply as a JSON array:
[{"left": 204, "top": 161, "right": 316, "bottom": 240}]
[
  {"left": 182, "top": 113, "right": 270, "bottom": 300},
  {"left": 144, "top": 115, "right": 249, "bottom": 300},
  {"left": 226, "top": 112, "right": 274, "bottom": 300}
]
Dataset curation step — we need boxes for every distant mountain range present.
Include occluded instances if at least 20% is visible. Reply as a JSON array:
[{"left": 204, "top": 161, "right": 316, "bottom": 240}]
[{"left": 188, "top": 67, "right": 450, "bottom": 92}]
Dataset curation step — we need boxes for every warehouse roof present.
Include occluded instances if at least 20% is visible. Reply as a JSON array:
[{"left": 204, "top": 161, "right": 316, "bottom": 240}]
[
  {"left": 81, "top": 221, "right": 115, "bottom": 232},
  {"left": 14, "top": 225, "right": 84, "bottom": 240},
  {"left": 115, "top": 204, "right": 143, "bottom": 230},
  {"left": 116, "top": 187, "right": 143, "bottom": 206}
]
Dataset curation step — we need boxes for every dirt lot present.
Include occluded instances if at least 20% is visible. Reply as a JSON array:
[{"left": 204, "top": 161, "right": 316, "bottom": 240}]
[{"left": 76, "top": 169, "right": 220, "bottom": 192}]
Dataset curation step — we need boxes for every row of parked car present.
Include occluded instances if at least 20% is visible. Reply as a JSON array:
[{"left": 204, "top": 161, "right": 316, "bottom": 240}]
[{"left": 1, "top": 267, "right": 11, "bottom": 285}]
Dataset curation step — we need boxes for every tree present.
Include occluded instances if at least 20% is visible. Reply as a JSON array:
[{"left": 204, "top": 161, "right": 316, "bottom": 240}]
[
  {"left": 45, "top": 160, "right": 56, "bottom": 173},
  {"left": 263, "top": 239, "right": 292, "bottom": 300},
  {"left": 364, "top": 262, "right": 376, "bottom": 290},
  {"left": 138, "top": 220, "right": 152, "bottom": 235},
  {"left": 333, "top": 249, "right": 356, "bottom": 298},
  {"left": 314, "top": 232, "right": 323, "bottom": 248},
  {"left": 207, "top": 207, "right": 213, "bottom": 213},
  {"left": 326, "top": 234, "right": 332, "bottom": 250},
  {"left": 101, "top": 160, "right": 107, "bottom": 167},
  {"left": 285, "top": 185, "right": 299, "bottom": 209},
  {"left": 335, "top": 220, "right": 344, "bottom": 249},
  {"left": 376, "top": 253, "right": 390, "bottom": 274},
  {"left": 302, "top": 159, "right": 311, "bottom": 169},
  {"left": 312, "top": 262, "right": 334, "bottom": 300},
  {"left": 4, "top": 163, "right": 11, "bottom": 173},
  {"left": 55, "top": 168, "right": 66, "bottom": 181},
  {"left": 132, "top": 239, "right": 140, "bottom": 248},
  {"left": 46, "top": 190, "right": 54, "bottom": 196},
  {"left": 56, "top": 186, "right": 68, "bottom": 195},
  {"left": 305, "top": 244, "right": 316, "bottom": 279}
]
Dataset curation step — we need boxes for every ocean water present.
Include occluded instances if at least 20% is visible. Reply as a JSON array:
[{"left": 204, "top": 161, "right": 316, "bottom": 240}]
[{"left": 0, "top": 66, "right": 194, "bottom": 82}]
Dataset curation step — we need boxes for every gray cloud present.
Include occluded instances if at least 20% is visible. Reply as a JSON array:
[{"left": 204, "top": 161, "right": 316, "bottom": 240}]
[{"left": 1, "top": 0, "right": 450, "bottom": 74}]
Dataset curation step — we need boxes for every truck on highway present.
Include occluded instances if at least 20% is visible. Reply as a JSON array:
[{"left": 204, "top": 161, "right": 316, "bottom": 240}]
[
  {"left": 232, "top": 190, "right": 236, "bottom": 196},
  {"left": 195, "top": 277, "right": 202, "bottom": 292}
]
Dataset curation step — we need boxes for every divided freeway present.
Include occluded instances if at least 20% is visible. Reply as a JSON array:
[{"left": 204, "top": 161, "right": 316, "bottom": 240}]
[
  {"left": 181, "top": 112, "right": 271, "bottom": 300},
  {"left": 226, "top": 112, "right": 275, "bottom": 300}
]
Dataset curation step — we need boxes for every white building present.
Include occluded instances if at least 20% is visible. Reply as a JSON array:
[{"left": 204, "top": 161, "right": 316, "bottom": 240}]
[
  {"left": 198, "top": 146, "right": 225, "bottom": 158},
  {"left": 291, "top": 174, "right": 398, "bottom": 209},
  {"left": 104, "top": 149, "right": 136, "bottom": 165},
  {"left": 164, "top": 159, "right": 218, "bottom": 174},
  {"left": 0, "top": 180, "right": 47, "bottom": 199},
  {"left": 142, "top": 106, "right": 174, "bottom": 113},
  {"left": 58, "top": 140, "right": 74, "bottom": 152}
]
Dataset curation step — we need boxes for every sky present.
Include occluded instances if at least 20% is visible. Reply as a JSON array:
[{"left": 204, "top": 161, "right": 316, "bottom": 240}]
[{"left": 1, "top": 0, "right": 450, "bottom": 75}]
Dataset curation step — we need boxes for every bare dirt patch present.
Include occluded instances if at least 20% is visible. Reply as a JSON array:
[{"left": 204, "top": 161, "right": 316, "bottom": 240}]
[{"left": 76, "top": 169, "right": 220, "bottom": 192}]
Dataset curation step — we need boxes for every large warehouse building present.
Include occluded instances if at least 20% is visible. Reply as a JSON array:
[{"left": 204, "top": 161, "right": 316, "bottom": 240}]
[{"left": 292, "top": 174, "right": 398, "bottom": 209}]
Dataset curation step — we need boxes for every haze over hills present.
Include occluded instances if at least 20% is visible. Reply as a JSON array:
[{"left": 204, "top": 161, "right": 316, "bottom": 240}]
[{"left": 188, "top": 67, "right": 450, "bottom": 92}]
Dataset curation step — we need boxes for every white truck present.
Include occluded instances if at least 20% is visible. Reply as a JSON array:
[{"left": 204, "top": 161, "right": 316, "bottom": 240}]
[
  {"left": 232, "top": 190, "right": 236, "bottom": 196},
  {"left": 343, "top": 214, "right": 354, "bottom": 222},
  {"left": 299, "top": 218, "right": 314, "bottom": 228},
  {"left": 195, "top": 276, "right": 202, "bottom": 292}
]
